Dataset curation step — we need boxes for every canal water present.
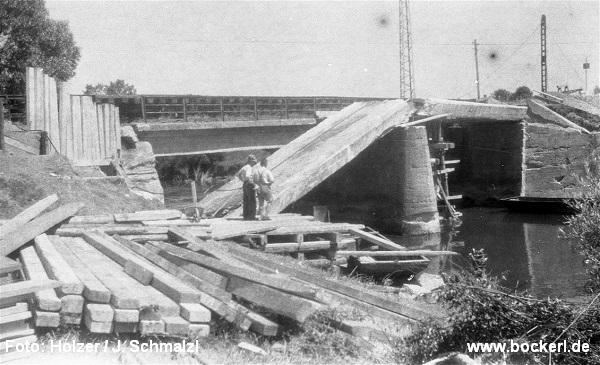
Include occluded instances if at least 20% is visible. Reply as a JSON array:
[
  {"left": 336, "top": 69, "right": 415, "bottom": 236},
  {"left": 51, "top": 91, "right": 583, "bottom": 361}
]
[{"left": 165, "top": 185, "right": 588, "bottom": 299}]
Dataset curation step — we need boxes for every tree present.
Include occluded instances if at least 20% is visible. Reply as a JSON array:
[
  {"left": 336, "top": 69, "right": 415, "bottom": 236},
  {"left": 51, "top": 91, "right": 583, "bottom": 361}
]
[
  {"left": 510, "top": 86, "right": 532, "bottom": 101},
  {"left": 492, "top": 88, "right": 511, "bottom": 102},
  {"left": 0, "top": 0, "right": 80, "bottom": 94},
  {"left": 84, "top": 79, "right": 136, "bottom": 95}
]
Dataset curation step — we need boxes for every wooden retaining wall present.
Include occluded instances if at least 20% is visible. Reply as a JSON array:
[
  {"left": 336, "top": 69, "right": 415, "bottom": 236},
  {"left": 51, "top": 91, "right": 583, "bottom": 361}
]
[{"left": 25, "top": 67, "right": 120, "bottom": 165}]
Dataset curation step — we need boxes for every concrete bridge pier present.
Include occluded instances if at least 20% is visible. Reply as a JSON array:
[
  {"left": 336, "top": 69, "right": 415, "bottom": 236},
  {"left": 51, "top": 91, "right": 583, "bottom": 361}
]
[{"left": 393, "top": 126, "right": 441, "bottom": 235}]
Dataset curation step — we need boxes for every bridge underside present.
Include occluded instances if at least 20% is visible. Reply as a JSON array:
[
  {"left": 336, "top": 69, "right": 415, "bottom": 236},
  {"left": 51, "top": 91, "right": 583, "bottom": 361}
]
[{"left": 134, "top": 118, "right": 316, "bottom": 157}]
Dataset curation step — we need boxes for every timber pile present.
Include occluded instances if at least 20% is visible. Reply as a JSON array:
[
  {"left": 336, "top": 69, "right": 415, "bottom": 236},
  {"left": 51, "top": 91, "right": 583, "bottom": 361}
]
[{"left": 1, "top": 196, "right": 453, "bottom": 352}]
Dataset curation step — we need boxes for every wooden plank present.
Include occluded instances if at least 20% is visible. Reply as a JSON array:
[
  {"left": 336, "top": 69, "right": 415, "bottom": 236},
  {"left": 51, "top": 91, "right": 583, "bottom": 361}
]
[
  {"left": 150, "top": 240, "right": 317, "bottom": 299},
  {"left": 114, "top": 236, "right": 231, "bottom": 302},
  {"left": 96, "top": 103, "right": 106, "bottom": 159},
  {"left": 57, "top": 82, "right": 71, "bottom": 157},
  {"left": 115, "top": 106, "right": 121, "bottom": 154},
  {"left": 0, "top": 327, "right": 35, "bottom": 343},
  {"left": 51, "top": 237, "right": 111, "bottom": 303},
  {"left": 114, "top": 210, "right": 182, "bottom": 222},
  {"left": 34, "top": 68, "right": 44, "bottom": 130},
  {"left": 226, "top": 277, "right": 322, "bottom": 323},
  {"left": 82, "top": 96, "right": 99, "bottom": 160},
  {"left": 246, "top": 311, "right": 279, "bottom": 336},
  {"left": 67, "top": 237, "right": 140, "bottom": 309},
  {"left": 25, "top": 67, "right": 35, "bottom": 129},
  {"left": 34, "top": 234, "right": 83, "bottom": 295},
  {"left": 56, "top": 226, "right": 168, "bottom": 237},
  {"left": 142, "top": 219, "right": 209, "bottom": 226},
  {"left": 143, "top": 242, "right": 228, "bottom": 289},
  {"left": 211, "top": 224, "right": 278, "bottom": 240},
  {"left": 0, "top": 311, "right": 32, "bottom": 325},
  {"left": 19, "top": 246, "right": 61, "bottom": 311},
  {"left": 0, "top": 202, "right": 84, "bottom": 256},
  {"left": 167, "top": 227, "right": 256, "bottom": 269},
  {"left": 0, "top": 303, "right": 28, "bottom": 317},
  {"left": 528, "top": 98, "right": 590, "bottom": 133},
  {"left": 0, "top": 195, "right": 59, "bottom": 237},
  {"left": 48, "top": 76, "right": 60, "bottom": 153},
  {"left": 43, "top": 74, "right": 50, "bottom": 134},
  {"left": 0, "top": 257, "right": 21, "bottom": 276},
  {"left": 69, "top": 214, "right": 114, "bottom": 224},
  {"left": 264, "top": 240, "right": 331, "bottom": 253},
  {"left": 70, "top": 95, "right": 83, "bottom": 162},
  {"left": 267, "top": 223, "right": 364, "bottom": 235},
  {"left": 0, "top": 279, "right": 60, "bottom": 307},
  {"left": 348, "top": 228, "right": 406, "bottom": 251},
  {"left": 336, "top": 250, "right": 459, "bottom": 257},
  {"left": 0, "top": 334, "right": 37, "bottom": 352}
]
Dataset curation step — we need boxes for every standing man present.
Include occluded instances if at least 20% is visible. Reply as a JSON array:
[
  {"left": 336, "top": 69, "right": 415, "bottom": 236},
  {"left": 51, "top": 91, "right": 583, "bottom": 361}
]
[
  {"left": 254, "top": 158, "right": 275, "bottom": 221},
  {"left": 237, "top": 154, "right": 258, "bottom": 220}
]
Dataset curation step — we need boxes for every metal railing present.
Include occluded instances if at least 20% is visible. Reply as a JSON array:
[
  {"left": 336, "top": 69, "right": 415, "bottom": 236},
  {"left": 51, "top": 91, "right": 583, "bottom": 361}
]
[{"left": 92, "top": 95, "right": 389, "bottom": 123}]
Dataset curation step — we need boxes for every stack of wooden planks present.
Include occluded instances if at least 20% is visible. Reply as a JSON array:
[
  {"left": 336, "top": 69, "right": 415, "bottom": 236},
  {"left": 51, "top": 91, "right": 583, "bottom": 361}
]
[{"left": 1, "top": 196, "right": 453, "bottom": 348}]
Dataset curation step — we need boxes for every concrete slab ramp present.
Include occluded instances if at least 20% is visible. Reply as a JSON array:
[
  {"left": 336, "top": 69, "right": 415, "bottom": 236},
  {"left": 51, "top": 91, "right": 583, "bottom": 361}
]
[{"left": 200, "top": 99, "right": 415, "bottom": 216}]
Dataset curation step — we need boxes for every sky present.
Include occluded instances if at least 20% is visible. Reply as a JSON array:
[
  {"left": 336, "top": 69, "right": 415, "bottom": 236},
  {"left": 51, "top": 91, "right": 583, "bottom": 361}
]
[{"left": 46, "top": 0, "right": 599, "bottom": 99}]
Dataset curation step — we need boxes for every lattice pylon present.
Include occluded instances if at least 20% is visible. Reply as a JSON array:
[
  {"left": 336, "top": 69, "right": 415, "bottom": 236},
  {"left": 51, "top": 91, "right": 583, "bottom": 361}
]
[{"left": 398, "top": 0, "right": 415, "bottom": 99}]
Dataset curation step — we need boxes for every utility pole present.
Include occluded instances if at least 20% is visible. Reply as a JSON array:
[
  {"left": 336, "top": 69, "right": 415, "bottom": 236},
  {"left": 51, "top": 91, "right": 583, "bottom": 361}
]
[
  {"left": 583, "top": 59, "right": 590, "bottom": 94},
  {"left": 540, "top": 15, "right": 547, "bottom": 92},
  {"left": 473, "top": 39, "right": 481, "bottom": 100},
  {"left": 398, "top": 0, "right": 415, "bottom": 99}
]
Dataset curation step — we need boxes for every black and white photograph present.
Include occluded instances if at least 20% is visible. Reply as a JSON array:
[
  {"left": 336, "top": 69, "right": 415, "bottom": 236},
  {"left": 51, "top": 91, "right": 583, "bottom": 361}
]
[{"left": 0, "top": 0, "right": 598, "bottom": 364}]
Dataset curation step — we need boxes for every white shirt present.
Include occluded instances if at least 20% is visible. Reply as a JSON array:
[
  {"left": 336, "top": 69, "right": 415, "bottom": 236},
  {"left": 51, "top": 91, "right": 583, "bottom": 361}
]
[
  {"left": 253, "top": 166, "right": 274, "bottom": 186},
  {"left": 237, "top": 164, "right": 256, "bottom": 183}
]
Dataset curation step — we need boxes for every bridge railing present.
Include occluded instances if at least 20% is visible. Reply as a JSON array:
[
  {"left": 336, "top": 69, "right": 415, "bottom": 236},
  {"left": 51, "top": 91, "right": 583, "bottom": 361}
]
[{"left": 92, "top": 95, "right": 388, "bottom": 123}]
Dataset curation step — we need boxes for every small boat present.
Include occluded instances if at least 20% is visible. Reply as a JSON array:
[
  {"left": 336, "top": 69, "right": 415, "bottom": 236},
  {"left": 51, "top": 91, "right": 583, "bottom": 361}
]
[
  {"left": 347, "top": 254, "right": 430, "bottom": 276},
  {"left": 501, "top": 196, "right": 579, "bottom": 214}
]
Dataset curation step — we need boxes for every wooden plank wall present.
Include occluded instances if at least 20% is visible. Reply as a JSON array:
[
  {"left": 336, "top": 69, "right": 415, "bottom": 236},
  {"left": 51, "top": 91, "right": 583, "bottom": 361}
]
[{"left": 25, "top": 67, "right": 121, "bottom": 165}]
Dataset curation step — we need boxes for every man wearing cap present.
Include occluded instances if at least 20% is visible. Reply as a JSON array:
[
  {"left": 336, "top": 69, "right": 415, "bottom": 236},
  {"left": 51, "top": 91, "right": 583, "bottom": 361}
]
[
  {"left": 237, "top": 154, "right": 259, "bottom": 220},
  {"left": 253, "top": 158, "right": 275, "bottom": 220}
]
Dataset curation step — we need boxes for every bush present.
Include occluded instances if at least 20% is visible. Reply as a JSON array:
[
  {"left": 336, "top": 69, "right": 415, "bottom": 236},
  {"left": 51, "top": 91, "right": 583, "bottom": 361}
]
[
  {"left": 397, "top": 249, "right": 600, "bottom": 365},
  {"left": 566, "top": 152, "right": 600, "bottom": 293}
]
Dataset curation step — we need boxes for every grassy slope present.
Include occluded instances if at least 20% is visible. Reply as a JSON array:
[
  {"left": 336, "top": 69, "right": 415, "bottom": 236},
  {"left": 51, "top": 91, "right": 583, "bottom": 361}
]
[{"left": 0, "top": 151, "right": 161, "bottom": 219}]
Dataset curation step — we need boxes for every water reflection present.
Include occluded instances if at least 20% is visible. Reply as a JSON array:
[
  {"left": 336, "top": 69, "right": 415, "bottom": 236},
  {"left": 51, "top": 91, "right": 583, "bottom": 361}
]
[{"left": 396, "top": 208, "right": 587, "bottom": 299}]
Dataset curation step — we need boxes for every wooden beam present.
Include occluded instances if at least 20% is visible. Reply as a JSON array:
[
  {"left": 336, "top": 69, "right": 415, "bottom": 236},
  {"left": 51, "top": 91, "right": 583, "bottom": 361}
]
[
  {"left": 0, "top": 279, "right": 60, "bottom": 307},
  {"left": 114, "top": 210, "right": 182, "bottom": 222},
  {"left": 348, "top": 228, "right": 406, "bottom": 251},
  {"left": 51, "top": 237, "right": 111, "bottom": 303},
  {"left": 336, "top": 250, "right": 459, "bottom": 257},
  {"left": 226, "top": 277, "right": 322, "bottom": 323},
  {"left": 264, "top": 240, "right": 331, "bottom": 253},
  {"left": 18, "top": 246, "right": 62, "bottom": 311},
  {"left": 150, "top": 240, "right": 318, "bottom": 300},
  {"left": 0, "top": 202, "right": 84, "bottom": 257},
  {"left": 34, "top": 234, "right": 84, "bottom": 295},
  {"left": 56, "top": 225, "right": 168, "bottom": 237},
  {"left": 0, "top": 194, "right": 58, "bottom": 237},
  {"left": 0, "top": 257, "right": 21, "bottom": 276}
]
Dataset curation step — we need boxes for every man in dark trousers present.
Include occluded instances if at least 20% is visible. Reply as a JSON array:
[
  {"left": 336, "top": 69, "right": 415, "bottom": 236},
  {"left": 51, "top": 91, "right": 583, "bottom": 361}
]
[{"left": 237, "top": 154, "right": 258, "bottom": 220}]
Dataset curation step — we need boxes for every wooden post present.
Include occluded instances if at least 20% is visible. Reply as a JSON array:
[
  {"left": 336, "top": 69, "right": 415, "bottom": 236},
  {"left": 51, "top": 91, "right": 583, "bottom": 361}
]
[
  {"left": 39, "top": 131, "right": 48, "bottom": 155},
  {"left": 284, "top": 98, "right": 289, "bottom": 119},
  {"left": 253, "top": 98, "right": 258, "bottom": 120},
  {"left": 313, "top": 97, "right": 317, "bottom": 116},
  {"left": 0, "top": 101, "right": 4, "bottom": 151},
  {"left": 183, "top": 97, "right": 188, "bottom": 122},
  {"left": 191, "top": 180, "right": 199, "bottom": 218},
  {"left": 219, "top": 98, "right": 225, "bottom": 121},
  {"left": 140, "top": 96, "right": 146, "bottom": 123}
]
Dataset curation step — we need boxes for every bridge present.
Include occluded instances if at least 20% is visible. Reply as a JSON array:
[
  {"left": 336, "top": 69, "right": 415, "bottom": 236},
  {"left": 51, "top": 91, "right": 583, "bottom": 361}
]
[{"left": 92, "top": 94, "right": 388, "bottom": 156}]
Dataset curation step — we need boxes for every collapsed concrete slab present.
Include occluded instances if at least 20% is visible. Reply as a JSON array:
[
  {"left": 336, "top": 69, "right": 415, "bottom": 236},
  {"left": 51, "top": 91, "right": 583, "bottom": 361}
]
[{"left": 200, "top": 100, "right": 441, "bottom": 234}]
